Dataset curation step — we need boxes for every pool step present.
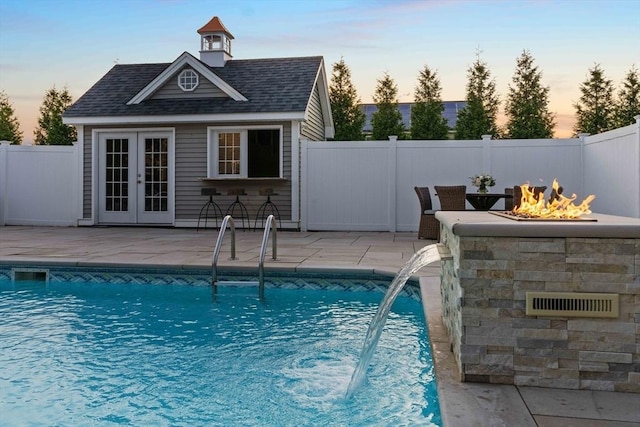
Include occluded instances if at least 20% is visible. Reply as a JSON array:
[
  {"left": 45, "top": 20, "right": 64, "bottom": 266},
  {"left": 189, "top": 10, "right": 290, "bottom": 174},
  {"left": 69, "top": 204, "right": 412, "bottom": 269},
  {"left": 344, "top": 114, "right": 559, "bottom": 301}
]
[{"left": 215, "top": 280, "right": 261, "bottom": 287}]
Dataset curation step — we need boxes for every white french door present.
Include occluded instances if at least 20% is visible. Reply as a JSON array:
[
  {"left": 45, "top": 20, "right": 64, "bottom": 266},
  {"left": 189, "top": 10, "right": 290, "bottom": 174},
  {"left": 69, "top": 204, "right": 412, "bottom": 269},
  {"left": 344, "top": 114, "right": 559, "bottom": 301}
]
[{"left": 98, "top": 131, "right": 173, "bottom": 224}]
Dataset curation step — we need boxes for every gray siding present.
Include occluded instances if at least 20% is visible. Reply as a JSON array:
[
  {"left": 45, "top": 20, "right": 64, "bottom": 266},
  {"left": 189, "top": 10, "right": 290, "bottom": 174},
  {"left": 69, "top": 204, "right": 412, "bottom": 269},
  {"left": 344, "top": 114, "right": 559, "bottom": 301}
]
[
  {"left": 302, "top": 84, "right": 325, "bottom": 140},
  {"left": 152, "top": 68, "right": 228, "bottom": 99},
  {"left": 175, "top": 122, "right": 293, "bottom": 223},
  {"left": 83, "top": 126, "right": 92, "bottom": 219},
  {"left": 83, "top": 122, "right": 293, "bottom": 225}
]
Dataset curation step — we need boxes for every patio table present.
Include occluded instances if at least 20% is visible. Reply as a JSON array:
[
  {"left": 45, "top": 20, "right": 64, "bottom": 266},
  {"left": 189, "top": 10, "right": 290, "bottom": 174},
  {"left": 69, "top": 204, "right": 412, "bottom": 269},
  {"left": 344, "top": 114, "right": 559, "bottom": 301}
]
[{"left": 465, "top": 193, "right": 512, "bottom": 211}]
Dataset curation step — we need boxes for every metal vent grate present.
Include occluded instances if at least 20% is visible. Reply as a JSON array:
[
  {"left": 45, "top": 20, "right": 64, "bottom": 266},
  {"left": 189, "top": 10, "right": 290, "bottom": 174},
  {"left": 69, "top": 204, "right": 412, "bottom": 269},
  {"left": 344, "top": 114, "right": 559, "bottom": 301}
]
[{"left": 526, "top": 292, "right": 619, "bottom": 318}]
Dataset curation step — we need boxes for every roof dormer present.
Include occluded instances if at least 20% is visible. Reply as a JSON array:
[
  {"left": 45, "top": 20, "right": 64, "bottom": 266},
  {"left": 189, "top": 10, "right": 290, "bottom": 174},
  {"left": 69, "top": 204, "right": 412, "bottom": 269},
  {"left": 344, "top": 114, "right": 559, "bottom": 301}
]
[{"left": 198, "top": 16, "right": 233, "bottom": 67}]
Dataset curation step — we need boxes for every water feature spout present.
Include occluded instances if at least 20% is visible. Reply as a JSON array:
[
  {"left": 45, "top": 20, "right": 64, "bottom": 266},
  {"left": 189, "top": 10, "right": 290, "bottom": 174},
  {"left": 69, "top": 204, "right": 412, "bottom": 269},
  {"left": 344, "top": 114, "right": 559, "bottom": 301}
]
[{"left": 345, "top": 244, "right": 443, "bottom": 399}]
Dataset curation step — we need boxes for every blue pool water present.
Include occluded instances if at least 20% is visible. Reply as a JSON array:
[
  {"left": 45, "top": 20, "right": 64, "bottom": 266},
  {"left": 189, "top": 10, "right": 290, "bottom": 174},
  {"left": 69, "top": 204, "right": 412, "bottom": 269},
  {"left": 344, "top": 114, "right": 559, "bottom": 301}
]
[{"left": 0, "top": 276, "right": 441, "bottom": 426}]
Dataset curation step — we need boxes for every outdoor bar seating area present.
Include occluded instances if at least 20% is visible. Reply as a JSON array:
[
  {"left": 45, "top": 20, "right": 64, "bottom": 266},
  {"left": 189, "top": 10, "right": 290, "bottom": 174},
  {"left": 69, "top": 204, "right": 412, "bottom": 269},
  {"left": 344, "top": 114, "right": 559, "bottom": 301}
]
[{"left": 196, "top": 182, "right": 284, "bottom": 231}]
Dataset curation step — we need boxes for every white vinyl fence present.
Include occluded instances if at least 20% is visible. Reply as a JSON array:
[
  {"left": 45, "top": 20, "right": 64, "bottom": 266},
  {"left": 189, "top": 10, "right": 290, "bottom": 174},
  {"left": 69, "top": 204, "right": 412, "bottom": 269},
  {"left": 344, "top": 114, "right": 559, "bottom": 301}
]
[
  {"left": 301, "top": 118, "right": 640, "bottom": 231},
  {"left": 1, "top": 117, "right": 638, "bottom": 229},
  {"left": 583, "top": 122, "right": 640, "bottom": 218},
  {"left": 0, "top": 142, "right": 81, "bottom": 226}
]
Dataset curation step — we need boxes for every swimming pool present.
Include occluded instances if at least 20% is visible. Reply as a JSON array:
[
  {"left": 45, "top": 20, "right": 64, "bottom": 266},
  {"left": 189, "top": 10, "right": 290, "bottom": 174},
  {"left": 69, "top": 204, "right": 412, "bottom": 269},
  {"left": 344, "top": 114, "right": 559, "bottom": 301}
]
[{"left": 0, "top": 266, "right": 441, "bottom": 426}]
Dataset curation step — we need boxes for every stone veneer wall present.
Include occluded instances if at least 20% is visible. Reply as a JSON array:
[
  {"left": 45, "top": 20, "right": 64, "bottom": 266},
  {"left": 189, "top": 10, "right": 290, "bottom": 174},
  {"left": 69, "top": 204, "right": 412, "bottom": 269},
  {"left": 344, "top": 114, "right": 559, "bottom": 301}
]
[{"left": 439, "top": 226, "right": 640, "bottom": 392}]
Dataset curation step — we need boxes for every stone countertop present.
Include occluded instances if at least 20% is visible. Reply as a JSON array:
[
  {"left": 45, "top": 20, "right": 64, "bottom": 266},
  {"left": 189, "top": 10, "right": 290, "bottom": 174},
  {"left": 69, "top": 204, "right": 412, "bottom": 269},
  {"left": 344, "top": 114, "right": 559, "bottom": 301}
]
[{"left": 435, "top": 211, "right": 640, "bottom": 238}]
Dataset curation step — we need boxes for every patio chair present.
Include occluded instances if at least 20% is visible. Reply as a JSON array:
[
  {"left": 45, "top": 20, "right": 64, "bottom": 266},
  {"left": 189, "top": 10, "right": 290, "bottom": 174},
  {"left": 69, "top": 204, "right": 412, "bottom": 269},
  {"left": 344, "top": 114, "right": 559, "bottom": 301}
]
[
  {"left": 414, "top": 186, "right": 439, "bottom": 240},
  {"left": 504, "top": 187, "right": 515, "bottom": 210},
  {"left": 434, "top": 185, "right": 467, "bottom": 210}
]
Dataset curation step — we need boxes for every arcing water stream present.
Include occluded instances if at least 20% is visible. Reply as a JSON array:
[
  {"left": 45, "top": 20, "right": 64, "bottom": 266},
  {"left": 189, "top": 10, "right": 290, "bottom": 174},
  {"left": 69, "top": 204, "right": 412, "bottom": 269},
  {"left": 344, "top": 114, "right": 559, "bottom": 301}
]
[{"left": 346, "top": 244, "right": 442, "bottom": 399}]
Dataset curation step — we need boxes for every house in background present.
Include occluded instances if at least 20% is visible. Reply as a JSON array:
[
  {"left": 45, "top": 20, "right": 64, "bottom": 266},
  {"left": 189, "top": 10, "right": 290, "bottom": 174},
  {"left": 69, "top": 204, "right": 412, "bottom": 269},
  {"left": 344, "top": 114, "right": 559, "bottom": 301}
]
[
  {"left": 63, "top": 16, "right": 334, "bottom": 229},
  {"left": 360, "top": 101, "right": 467, "bottom": 139}
]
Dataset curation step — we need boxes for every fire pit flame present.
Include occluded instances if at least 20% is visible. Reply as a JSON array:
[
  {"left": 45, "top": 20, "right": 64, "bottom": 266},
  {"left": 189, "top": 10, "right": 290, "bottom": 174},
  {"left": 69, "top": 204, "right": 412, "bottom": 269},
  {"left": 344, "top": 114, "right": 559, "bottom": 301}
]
[{"left": 512, "top": 179, "right": 595, "bottom": 219}]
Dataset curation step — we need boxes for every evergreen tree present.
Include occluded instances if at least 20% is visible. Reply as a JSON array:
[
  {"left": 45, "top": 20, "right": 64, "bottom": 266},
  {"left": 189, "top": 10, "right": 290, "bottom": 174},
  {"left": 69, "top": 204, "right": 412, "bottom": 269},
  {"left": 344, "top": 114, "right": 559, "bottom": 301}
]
[
  {"left": 34, "top": 86, "right": 77, "bottom": 145},
  {"left": 573, "top": 64, "right": 615, "bottom": 136},
  {"left": 0, "top": 90, "right": 23, "bottom": 144},
  {"left": 370, "top": 72, "right": 405, "bottom": 140},
  {"left": 410, "top": 65, "right": 449, "bottom": 140},
  {"left": 504, "top": 50, "right": 555, "bottom": 139},
  {"left": 329, "top": 58, "right": 366, "bottom": 141},
  {"left": 455, "top": 55, "right": 500, "bottom": 139},
  {"left": 613, "top": 66, "right": 640, "bottom": 128}
]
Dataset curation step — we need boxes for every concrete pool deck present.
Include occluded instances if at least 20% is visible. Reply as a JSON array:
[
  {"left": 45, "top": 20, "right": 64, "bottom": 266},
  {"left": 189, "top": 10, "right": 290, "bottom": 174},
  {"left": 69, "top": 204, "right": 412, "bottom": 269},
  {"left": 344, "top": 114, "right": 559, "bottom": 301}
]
[{"left": 1, "top": 225, "right": 638, "bottom": 426}]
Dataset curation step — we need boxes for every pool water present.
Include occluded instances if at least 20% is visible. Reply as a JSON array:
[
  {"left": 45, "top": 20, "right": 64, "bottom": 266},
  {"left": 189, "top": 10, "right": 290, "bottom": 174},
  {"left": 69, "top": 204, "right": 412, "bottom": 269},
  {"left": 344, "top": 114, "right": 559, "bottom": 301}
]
[{"left": 0, "top": 279, "right": 441, "bottom": 426}]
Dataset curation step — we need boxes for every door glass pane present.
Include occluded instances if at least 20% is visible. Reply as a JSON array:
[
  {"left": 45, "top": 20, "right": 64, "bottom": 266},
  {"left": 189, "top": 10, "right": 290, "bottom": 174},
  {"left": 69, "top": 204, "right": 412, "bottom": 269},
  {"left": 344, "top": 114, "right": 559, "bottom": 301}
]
[
  {"left": 143, "top": 137, "right": 168, "bottom": 212},
  {"left": 105, "top": 138, "right": 129, "bottom": 212}
]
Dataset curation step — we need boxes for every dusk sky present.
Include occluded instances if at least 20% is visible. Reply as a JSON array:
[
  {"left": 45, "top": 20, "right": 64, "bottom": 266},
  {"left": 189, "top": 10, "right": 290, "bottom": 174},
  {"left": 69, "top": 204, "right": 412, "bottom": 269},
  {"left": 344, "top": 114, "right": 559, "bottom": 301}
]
[{"left": 1, "top": 0, "right": 638, "bottom": 143}]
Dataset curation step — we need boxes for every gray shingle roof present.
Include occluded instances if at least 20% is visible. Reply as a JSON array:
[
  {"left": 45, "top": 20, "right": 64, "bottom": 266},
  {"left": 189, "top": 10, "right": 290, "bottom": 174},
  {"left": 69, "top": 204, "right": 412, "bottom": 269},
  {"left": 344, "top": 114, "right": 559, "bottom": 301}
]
[{"left": 64, "top": 55, "right": 323, "bottom": 118}]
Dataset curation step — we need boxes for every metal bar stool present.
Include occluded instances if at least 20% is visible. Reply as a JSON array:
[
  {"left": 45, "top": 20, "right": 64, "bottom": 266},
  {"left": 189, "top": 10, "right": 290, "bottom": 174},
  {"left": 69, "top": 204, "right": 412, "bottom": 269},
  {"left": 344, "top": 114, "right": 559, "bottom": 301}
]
[
  {"left": 197, "top": 187, "right": 224, "bottom": 231},
  {"left": 226, "top": 188, "right": 250, "bottom": 229},
  {"left": 254, "top": 188, "right": 282, "bottom": 230}
]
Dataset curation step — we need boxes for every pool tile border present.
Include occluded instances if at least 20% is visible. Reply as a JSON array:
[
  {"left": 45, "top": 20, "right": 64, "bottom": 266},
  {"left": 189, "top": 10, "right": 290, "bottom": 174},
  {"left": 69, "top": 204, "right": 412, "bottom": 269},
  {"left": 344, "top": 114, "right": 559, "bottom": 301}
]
[{"left": 0, "top": 263, "right": 421, "bottom": 300}]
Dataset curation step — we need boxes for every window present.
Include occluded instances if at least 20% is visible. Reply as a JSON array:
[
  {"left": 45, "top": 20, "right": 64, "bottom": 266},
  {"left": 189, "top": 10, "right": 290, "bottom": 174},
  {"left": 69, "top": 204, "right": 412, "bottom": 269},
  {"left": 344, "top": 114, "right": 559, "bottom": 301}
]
[
  {"left": 218, "top": 132, "right": 241, "bottom": 175},
  {"left": 178, "top": 69, "right": 198, "bottom": 91},
  {"left": 202, "top": 34, "right": 222, "bottom": 51},
  {"left": 209, "top": 127, "right": 282, "bottom": 178}
]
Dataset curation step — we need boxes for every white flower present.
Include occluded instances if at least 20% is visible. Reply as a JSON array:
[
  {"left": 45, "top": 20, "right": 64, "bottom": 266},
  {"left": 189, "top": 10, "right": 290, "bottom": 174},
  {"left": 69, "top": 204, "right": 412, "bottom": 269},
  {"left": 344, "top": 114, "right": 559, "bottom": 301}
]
[{"left": 469, "top": 174, "right": 496, "bottom": 188}]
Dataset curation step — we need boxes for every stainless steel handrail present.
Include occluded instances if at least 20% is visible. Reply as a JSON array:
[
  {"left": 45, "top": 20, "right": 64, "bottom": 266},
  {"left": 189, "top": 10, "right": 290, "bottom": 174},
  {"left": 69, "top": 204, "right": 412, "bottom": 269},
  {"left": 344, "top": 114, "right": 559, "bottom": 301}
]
[
  {"left": 258, "top": 215, "right": 277, "bottom": 299},
  {"left": 212, "top": 215, "right": 236, "bottom": 294}
]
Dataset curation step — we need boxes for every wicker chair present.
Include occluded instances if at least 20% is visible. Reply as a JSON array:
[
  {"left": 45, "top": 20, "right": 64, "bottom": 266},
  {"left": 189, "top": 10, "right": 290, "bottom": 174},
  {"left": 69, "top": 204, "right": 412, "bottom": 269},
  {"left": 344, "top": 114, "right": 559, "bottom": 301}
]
[
  {"left": 434, "top": 185, "right": 467, "bottom": 210},
  {"left": 504, "top": 187, "right": 515, "bottom": 210},
  {"left": 414, "top": 186, "right": 439, "bottom": 240},
  {"left": 512, "top": 185, "right": 547, "bottom": 209}
]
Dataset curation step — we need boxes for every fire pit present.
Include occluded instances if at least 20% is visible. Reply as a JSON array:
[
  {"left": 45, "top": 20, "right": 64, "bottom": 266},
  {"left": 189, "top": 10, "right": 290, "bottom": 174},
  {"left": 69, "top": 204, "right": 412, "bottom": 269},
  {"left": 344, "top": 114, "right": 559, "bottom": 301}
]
[
  {"left": 505, "top": 179, "right": 596, "bottom": 220},
  {"left": 434, "top": 209, "right": 640, "bottom": 392},
  {"left": 490, "top": 211, "right": 598, "bottom": 222}
]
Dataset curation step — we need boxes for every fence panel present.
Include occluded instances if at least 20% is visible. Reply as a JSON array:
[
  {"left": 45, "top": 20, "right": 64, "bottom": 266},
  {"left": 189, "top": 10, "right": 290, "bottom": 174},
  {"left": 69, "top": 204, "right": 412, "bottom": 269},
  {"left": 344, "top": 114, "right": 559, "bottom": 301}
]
[
  {"left": 584, "top": 121, "right": 640, "bottom": 218},
  {"left": 0, "top": 143, "right": 80, "bottom": 226},
  {"left": 303, "top": 141, "right": 392, "bottom": 230},
  {"left": 395, "top": 140, "right": 483, "bottom": 230}
]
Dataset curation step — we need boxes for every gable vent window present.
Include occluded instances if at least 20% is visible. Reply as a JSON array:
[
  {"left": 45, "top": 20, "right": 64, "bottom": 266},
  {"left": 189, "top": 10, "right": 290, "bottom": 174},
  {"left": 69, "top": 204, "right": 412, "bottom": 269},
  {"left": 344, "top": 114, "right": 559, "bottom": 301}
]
[{"left": 178, "top": 69, "right": 199, "bottom": 91}]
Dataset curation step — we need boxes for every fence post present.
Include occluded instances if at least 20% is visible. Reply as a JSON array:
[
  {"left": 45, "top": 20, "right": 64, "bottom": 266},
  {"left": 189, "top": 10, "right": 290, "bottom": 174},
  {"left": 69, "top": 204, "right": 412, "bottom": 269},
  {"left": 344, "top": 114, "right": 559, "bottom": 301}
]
[
  {"left": 299, "top": 138, "right": 309, "bottom": 232},
  {"left": 635, "top": 116, "right": 640, "bottom": 217},
  {"left": 0, "top": 141, "right": 8, "bottom": 226},
  {"left": 388, "top": 136, "right": 398, "bottom": 232},
  {"left": 72, "top": 141, "right": 81, "bottom": 226},
  {"left": 481, "top": 134, "right": 492, "bottom": 176},
  {"left": 578, "top": 133, "right": 589, "bottom": 198}
]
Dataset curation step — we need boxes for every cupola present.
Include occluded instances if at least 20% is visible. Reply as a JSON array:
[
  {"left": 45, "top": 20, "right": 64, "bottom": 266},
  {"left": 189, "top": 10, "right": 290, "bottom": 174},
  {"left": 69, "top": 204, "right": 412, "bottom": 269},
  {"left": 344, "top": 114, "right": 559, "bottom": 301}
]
[{"left": 197, "top": 16, "right": 234, "bottom": 67}]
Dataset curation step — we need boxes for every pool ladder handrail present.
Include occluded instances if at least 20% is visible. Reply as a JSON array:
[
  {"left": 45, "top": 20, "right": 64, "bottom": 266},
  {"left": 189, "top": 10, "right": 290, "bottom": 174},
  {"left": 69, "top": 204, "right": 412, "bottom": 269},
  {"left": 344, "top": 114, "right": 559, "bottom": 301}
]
[
  {"left": 212, "top": 215, "right": 236, "bottom": 292},
  {"left": 258, "top": 215, "right": 278, "bottom": 299}
]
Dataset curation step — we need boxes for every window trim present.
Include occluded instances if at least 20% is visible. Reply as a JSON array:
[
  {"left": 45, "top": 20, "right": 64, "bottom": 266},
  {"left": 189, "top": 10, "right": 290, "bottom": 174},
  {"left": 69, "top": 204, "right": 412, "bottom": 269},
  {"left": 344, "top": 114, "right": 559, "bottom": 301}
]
[
  {"left": 178, "top": 69, "right": 199, "bottom": 92},
  {"left": 207, "top": 125, "right": 283, "bottom": 179}
]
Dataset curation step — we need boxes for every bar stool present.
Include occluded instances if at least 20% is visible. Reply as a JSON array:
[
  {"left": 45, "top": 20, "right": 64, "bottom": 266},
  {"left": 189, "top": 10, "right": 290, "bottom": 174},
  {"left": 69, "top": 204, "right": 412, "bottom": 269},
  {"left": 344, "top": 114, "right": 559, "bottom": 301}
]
[
  {"left": 254, "top": 188, "right": 282, "bottom": 230},
  {"left": 226, "top": 188, "right": 250, "bottom": 229},
  {"left": 197, "top": 187, "right": 224, "bottom": 231}
]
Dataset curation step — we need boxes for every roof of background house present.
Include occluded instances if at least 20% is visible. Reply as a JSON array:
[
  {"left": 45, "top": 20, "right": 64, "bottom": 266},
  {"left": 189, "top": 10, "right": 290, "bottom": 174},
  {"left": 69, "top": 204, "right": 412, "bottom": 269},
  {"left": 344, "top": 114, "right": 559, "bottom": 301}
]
[
  {"left": 63, "top": 55, "right": 323, "bottom": 118},
  {"left": 360, "top": 101, "right": 467, "bottom": 132}
]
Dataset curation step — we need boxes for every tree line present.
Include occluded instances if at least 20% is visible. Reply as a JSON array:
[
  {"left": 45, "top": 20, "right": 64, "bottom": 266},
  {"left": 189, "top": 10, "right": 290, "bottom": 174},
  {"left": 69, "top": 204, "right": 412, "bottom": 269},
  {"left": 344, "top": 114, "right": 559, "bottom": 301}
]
[
  {"left": 0, "top": 87, "right": 76, "bottom": 145},
  {"left": 0, "top": 50, "right": 638, "bottom": 145},
  {"left": 329, "top": 50, "right": 640, "bottom": 141}
]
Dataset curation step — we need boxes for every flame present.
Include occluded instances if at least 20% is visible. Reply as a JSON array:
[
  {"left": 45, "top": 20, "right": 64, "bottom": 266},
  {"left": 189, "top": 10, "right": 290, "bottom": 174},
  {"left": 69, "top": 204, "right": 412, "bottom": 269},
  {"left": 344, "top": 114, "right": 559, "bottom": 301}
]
[{"left": 512, "top": 179, "right": 595, "bottom": 219}]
